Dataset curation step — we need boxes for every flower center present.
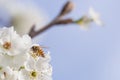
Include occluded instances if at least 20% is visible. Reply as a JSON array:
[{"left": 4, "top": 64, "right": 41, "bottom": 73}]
[
  {"left": 3, "top": 42, "right": 11, "bottom": 49},
  {"left": 30, "top": 71, "right": 37, "bottom": 78}
]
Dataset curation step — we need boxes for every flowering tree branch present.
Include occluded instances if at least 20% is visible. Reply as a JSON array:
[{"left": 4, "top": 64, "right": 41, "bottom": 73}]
[
  {"left": 29, "top": 1, "right": 103, "bottom": 38},
  {"left": 29, "top": 1, "right": 74, "bottom": 38}
]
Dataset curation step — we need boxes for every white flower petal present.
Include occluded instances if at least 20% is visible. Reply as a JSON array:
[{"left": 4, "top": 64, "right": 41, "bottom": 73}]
[
  {"left": 0, "top": 67, "right": 18, "bottom": 80},
  {"left": 0, "top": 53, "right": 28, "bottom": 70},
  {"left": 89, "top": 7, "right": 103, "bottom": 26}
]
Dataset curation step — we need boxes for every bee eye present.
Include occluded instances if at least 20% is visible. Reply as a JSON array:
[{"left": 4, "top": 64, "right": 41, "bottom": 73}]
[{"left": 31, "top": 46, "right": 37, "bottom": 51}]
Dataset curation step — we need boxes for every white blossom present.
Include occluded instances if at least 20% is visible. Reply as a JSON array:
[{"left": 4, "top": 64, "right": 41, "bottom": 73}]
[
  {"left": 76, "top": 7, "right": 103, "bottom": 30},
  {"left": 21, "top": 52, "right": 52, "bottom": 80},
  {"left": 0, "top": 27, "right": 32, "bottom": 55},
  {"left": 76, "top": 16, "right": 92, "bottom": 30},
  {"left": 89, "top": 7, "right": 103, "bottom": 26}
]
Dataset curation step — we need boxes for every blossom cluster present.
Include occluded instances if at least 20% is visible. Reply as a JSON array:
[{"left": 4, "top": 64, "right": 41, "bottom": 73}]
[{"left": 0, "top": 27, "right": 52, "bottom": 80}]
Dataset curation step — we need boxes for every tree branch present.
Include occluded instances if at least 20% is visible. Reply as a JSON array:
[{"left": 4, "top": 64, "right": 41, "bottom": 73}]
[{"left": 29, "top": 1, "right": 74, "bottom": 38}]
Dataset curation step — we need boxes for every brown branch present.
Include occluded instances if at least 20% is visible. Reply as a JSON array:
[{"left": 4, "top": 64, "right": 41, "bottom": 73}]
[
  {"left": 29, "top": 19, "right": 74, "bottom": 38},
  {"left": 55, "top": 19, "right": 74, "bottom": 25},
  {"left": 29, "top": 1, "right": 74, "bottom": 38}
]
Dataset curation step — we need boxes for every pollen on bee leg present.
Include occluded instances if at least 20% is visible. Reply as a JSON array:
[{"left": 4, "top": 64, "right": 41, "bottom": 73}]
[{"left": 3, "top": 42, "right": 11, "bottom": 49}]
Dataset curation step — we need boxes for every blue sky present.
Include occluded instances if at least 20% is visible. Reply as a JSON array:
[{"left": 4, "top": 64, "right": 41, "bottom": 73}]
[{"left": 0, "top": 0, "right": 120, "bottom": 80}]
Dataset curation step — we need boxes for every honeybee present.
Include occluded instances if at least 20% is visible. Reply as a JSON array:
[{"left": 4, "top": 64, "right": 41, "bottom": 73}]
[{"left": 31, "top": 45, "right": 45, "bottom": 57}]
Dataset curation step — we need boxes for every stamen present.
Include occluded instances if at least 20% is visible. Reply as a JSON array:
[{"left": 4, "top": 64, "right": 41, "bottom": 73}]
[
  {"left": 30, "top": 71, "right": 37, "bottom": 78},
  {"left": 3, "top": 42, "right": 11, "bottom": 49},
  {"left": 3, "top": 72, "right": 6, "bottom": 77}
]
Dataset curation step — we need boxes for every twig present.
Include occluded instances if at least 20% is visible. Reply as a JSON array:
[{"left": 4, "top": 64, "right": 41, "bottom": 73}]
[
  {"left": 55, "top": 19, "right": 74, "bottom": 24},
  {"left": 29, "top": 1, "right": 74, "bottom": 38}
]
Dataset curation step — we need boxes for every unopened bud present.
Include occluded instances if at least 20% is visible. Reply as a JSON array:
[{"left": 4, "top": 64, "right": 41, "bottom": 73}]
[{"left": 59, "top": 1, "right": 74, "bottom": 16}]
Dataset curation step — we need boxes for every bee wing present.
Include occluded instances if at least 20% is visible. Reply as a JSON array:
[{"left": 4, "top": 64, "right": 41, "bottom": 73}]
[{"left": 40, "top": 45, "right": 49, "bottom": 49}]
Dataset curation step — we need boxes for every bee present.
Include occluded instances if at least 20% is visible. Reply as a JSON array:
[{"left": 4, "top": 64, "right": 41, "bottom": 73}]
[{"left": 31, "top": 45, "right": 45, "bottom": 57}]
